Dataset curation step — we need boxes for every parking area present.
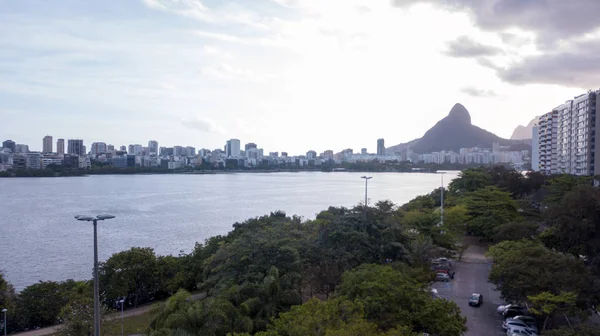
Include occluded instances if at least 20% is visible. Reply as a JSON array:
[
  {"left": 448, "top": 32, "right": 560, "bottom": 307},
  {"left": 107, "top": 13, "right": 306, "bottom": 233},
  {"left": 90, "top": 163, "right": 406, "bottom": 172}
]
[{"left": 432, "top": 243, "right": 507, "bottom": 336}]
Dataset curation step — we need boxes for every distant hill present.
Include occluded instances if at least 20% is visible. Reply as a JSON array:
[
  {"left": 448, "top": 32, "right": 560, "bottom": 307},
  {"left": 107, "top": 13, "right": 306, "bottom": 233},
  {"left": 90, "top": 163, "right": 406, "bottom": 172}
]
[
  {"left": 510, "top": 116, "right": 540, "bottom": 140},
  {"left": 387, "top": 103, "right": 522, "bottom": 154}
]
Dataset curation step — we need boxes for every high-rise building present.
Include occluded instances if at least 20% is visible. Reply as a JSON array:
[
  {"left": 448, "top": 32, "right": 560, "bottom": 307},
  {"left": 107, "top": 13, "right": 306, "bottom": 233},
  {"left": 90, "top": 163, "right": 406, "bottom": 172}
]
[
  {"left": 68, "top": 139, "right": 84, "bottom": 156},
  {"left": 245, "top": 143, "right": 257, "bottom": 151},
  {"left": 91, "top": 142, "right": 107, "bottom": 155},
  {"left": 538, "top": 110, "right": 558, "bottom": 175},
  {"left": 15, "top": 144, "right": 29, "bottom": 153},
  {"left": 120, "top": 145, "right": 126, "bottom": 151},
  {"left": 43, "top": 136, "right": 53, "bottom": 153},
  {"left": 2, "top": 140, "right": 15, "bottom": 153},
  {"left": 186, "top": 146, "right": 196, "bottom": 156},
  {"left": 226, "top": 139, "right": 241, "bottom": 157},
  {"left": 174, "top": 146, "right": 184, "bottom": 156},
  {"left": 323, "top": 150, "right": 334, "bottom": 160},
  {"left": 531, "top": 124, "right": 540, "bottom": 172},
  {"left": 361, "top": 148, "right": 367, "bottom": 155},
  {"left": 107, "top": 144, "right": 115, "bottom": 152},
  {"left": 148, "top": 140, "right": 159, "bottom": 155},
  {"left": 377, "top": 138, "right": 385, "bottom": 156},
  {"left": 553, "top": 91, "right": 600, "bottom": 176},
  {"left": 56, "top": 139, "right": 65, "bottom": 154}
]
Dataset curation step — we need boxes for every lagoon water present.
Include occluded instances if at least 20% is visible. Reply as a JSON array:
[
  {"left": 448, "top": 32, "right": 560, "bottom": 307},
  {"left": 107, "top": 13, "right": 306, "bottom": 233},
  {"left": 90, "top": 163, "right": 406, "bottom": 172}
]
[{"left": 0, "top": 171, "right": 458, "bottom": 290}]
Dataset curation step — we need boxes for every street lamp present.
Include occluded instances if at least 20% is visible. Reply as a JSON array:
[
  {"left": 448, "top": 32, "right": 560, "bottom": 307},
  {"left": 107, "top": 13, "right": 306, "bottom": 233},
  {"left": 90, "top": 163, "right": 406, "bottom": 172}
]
[
  {"left": 74, "top": 214, "right": 116, "bottom": 336},
  {"left": 360, "top": 176, "right": 372, "bottom": 207},
  {"left": 439, "top": 172, "right": 446, "bottom": 227},
  {"left": 2, "top": 308, "right": 7, "bottom": 336},
  {"left": 119, "top": 299, "right": 125, "bottom": 336}
]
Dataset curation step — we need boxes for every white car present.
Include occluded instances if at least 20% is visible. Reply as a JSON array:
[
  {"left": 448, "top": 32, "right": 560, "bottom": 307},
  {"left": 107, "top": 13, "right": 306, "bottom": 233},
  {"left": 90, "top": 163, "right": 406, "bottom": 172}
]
[
  {"left": 506, "top": 326, "right": 537, "bottom": 336},
  {"left": 497, "top": 303, "right": 523, "bottom": 314}
]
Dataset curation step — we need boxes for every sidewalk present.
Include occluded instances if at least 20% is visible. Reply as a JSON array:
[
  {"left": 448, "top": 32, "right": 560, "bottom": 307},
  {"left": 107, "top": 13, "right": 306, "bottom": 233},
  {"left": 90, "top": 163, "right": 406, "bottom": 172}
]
[{"left": 14, "top": 305, "right": 154, "bottom": 336}]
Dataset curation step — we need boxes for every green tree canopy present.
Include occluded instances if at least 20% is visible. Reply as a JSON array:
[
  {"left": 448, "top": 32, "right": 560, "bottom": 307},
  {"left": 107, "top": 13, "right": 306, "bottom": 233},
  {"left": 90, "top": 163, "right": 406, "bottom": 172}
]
[{"left": 460, "top": 186, "right": 521, "bottom": 240}]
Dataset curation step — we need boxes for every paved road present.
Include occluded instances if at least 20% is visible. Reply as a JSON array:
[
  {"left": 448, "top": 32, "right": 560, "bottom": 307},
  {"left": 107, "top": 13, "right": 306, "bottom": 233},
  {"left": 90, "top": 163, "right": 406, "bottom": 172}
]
[{"left": 432, "top": 238, "right": 506, "bottom": 336}]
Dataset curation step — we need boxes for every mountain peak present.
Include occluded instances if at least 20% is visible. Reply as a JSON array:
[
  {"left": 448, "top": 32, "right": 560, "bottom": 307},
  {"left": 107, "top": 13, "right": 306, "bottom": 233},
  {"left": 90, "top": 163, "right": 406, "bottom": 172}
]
[{"left": 448, "top": 103, "right": 471, "bottom": 124}]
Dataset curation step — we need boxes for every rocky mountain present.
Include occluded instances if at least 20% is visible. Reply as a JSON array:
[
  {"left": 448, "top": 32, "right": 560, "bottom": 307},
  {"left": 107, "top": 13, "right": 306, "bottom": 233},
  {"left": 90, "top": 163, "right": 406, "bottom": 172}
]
[
  {"left": 510, "top": 116, "right": 540, "bottom": 140},
  {"left": 387, "top": 103, "right": 519, "bottom": 154}
]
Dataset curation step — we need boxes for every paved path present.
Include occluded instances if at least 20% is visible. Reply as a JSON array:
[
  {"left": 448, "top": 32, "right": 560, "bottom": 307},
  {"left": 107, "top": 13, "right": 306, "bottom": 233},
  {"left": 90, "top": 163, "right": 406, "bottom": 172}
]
[
  {"left": 432, "top": 237, "right": 506, "bottom": 336},
  {"left": 14, "top": 305, "right": 154, "bottom": 336}
]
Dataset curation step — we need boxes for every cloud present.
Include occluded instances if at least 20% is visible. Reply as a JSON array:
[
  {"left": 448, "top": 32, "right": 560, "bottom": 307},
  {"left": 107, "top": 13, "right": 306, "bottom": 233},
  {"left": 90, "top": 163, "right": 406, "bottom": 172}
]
[
  {"left": 445, "top": 36, "right": 503, "bottom": 58},
  {"left": 181, "top": 117, "right": 224, "bottom": 134},
  {"left": 200, "top": 63, "right": 275, "bottom": 83},
  {"left": 460, "top": 86, "right": 496, "bottom": 97},
  {"left": 142, "top": 0, "right": 215, "bottom": 22},
  {"left": 393, "top": 0, "right": 600, "bottom": 46},
  {"left": 496, "top": 38, "right": 600, "bottom": 88}
]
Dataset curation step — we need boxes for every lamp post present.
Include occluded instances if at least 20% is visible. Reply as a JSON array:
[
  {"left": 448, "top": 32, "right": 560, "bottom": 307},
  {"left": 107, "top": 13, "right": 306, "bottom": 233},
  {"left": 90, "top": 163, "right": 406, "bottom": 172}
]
[
  {"left": 119, "top": 299, "right": 125, "bottom": 336},
  {"left": 439, "top": 172, "right": 446, "bottom": 227},
  {"left": 360, "top": 176, "right": 372, "bottom": 207},
  {"left": 75, "top": 214, "right": 116, "bottom": 336},
  {"left": 2, "top": 308, "right": 7, "bottom": 336}
]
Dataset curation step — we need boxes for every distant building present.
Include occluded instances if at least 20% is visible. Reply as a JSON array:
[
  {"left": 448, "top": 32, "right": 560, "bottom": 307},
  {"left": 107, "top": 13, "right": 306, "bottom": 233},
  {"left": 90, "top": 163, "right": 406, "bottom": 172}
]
[
  {"left": 12, "top": 155, "right": 26, "bottom": 170},
  {"left": 107, "top": 144, "right": 115, "bottom": 153},
  {"left": 68, "top": 139, "right": 84, "bottom": 156},
  {"left": 531, "top": 124, "right": 540, "bottom": 172},
  {"left": 113, "top": 156, "right": 127, "bottom": 168},
  {"left": 173, "top": 146, "right": 184, "bottom": 156},
  {"left": 377, "top": 138, "right": 385, "bottom": 156},
  {"left": 2, "top": 140, "right": 15, "bottom": 153},
  {"left": 26, "top": 153, "right": 41, "bottom": 169},
  {"left": 361, "top": 148, "right": 367, "bottom": 155},
  {"left": 323, "top": 150, "right": 334, "bottom": 160},
  {"left": 538, "top": 110, "right": 559, "bottom": 175},
  {"left": 245, "top": 143, "right": 257, "bottom": 151},
  {"left": 306, "top": 150, "right": 317, "bottom": 159},
  {"left": 226, "top": 139, "right": 241, "bottom": 157},
  {"left": 15, "top": 144, "right": 29, "bottom": 153},
  {"left": 43, "top": 136, "right": 53, "bottom": 153},
  {"left": 91, "top": 142, "right": 107, "bottom": 155},
  {"left": 148, "top": 140, "right": 159, "bottom": 155},
  {"left": 185, "top": 146, "right": 196, "bottom": 157},
  {"left": 120, "top": 145, "right": 127, "bottom": 151},
  {"left": 56, "top": 139, "right": 65, "bottom": 154}
]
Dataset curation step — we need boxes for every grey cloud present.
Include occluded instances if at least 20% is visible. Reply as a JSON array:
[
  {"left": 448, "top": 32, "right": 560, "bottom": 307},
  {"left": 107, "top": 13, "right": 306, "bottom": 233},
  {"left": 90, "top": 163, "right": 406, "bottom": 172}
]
[
  {"left": 393, "top": 0, "right": 600, "bottom": 45},
  {"left": 181, "top": 117, "right": 224, "bottom": 133},
  {"left": 445, "top": 36, "right": 503, "bottom": 58},
  {"left": 499, "top": 32, "right": 531, "bottom": 47},
  {"left": 460, "top": 86, "right": 496, "bottom": 97},
  {"left": 496, "top": 38, "right": 600, "bottom": 88}
]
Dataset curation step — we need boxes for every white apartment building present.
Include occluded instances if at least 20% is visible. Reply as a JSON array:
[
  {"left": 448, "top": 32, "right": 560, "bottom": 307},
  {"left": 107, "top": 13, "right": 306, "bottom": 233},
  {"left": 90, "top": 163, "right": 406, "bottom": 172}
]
[
  {"left": 538, "top": 110, "right": 559, "bottom": 175},
  {"left": 531, "top": 124, "right": 540, "bottom": 171},
  {"left": 554, "top": 91, "right": 600, "bottom": 175}
]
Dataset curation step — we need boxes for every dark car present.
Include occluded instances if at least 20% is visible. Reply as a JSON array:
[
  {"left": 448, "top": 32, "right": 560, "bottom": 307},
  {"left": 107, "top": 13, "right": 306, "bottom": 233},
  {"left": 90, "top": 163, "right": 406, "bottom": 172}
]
[
  {"left": 503, "top": 306, "right": 528, "bottom": 319},
  {"left": 469, "top": 293, "right": 483, "bottom": 307}
]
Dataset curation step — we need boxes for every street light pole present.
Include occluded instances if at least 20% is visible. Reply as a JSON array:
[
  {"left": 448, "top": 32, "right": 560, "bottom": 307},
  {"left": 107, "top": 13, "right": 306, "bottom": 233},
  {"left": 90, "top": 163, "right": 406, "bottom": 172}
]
[
  {"left": 119, "top": 299, "right": 125, "bottom": 336},
  {"left": 440, "top": 172, "right": 446, "bottom": 227},
  {"left": 360, "top": 176, "right": 372, "bottom": 207},
  {"left": 75, "top": 214, "right": 116, "bottom": 336},
  {"left": 2, "top": 308, "right": 7, "bottom": 336}
]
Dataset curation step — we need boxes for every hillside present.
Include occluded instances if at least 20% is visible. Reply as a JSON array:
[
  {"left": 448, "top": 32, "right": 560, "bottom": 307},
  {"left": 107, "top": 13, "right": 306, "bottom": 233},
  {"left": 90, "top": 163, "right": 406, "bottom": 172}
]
[
  {"left": 510, "top": 116, "right": 540, "bottom": 140},
  {"left": 387, "top": 103, "right": 516, "bottom": 154}
]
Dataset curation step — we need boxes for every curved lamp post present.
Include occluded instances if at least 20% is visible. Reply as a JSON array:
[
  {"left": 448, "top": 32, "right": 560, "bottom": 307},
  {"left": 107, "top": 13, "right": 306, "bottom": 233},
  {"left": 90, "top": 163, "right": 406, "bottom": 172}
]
[{"left": 74, "top": 214, "right": 116, "bottom": 336}]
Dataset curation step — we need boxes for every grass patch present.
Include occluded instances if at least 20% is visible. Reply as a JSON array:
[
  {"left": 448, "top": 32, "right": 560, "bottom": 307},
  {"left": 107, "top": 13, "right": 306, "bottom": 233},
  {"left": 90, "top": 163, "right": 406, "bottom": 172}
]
[{"left": 104, "top": 310, "right": 152, "bottom": 336}]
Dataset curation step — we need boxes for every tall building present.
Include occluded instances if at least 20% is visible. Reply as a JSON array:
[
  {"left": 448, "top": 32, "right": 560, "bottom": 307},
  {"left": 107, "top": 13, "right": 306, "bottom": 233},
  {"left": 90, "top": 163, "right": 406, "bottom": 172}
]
[
  {"left": 91, "top": 142, "right": 107, "bottom": 155},
  {"left": 120, "top": 145, "right": 127, "bottom": 151},
  {"left": 43, "top": 136, "right": 53, "bottom": 153},
  {"left": 538, "top": 110, "right": 559, "bottom": 175},
  {"left": 377, "top": 138, "right": 385, "bottom": 156},
  {"left": 148, "top": 140, "right": 159, "bottom": 155},
  {"left": 2, "top": 140, "right": 15, "bottom": 153},
  {"left": 185, "top": 146, "right": 196, "bottom": 156},
  {"left": 107, "top": 144, "right": 115, "bottom": 153},
  {"left": 245, "top": 143, "right": 257, "bottom": 151},
  {"left": 133, "top": 144, "right": 143, "bottom": 155},
  {"left": 306, "top": 150, "right": 317, "bottom": 159},
  {"left": 15, "top": 144, "right": 29, "bottom": 153},
  {"left": 173, "top": 146, "right": 184, "bottom": 156},
  {"left": 361, "top": 148, "right": 367, "bottom": 155},
  {"left": 531, "top": 124, "right": 540, "bottom": 172},
  {"left": 68, "top": 139, "right": 84, "bottom": 156},
  {"left": 56, "top": 139, "right": 65, "bottom": 154},
  {"left": 226, "top": 139, "right": 241, "bottom": 157},
  {"left": 560, "top": 91, "right": 600, "bottom": 175}
]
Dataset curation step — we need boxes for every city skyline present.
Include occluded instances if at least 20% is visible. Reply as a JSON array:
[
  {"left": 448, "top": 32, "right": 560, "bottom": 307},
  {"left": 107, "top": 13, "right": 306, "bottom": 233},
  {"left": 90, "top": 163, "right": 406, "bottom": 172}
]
[{"left": 0, "top": 1, "right": 597, "bottom": 153}]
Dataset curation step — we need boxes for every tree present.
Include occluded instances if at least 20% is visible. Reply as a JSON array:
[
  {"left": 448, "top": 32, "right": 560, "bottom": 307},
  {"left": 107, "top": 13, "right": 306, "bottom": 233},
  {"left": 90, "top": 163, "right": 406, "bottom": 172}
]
[
  {"left": 336, "top": 264, "right": 466, "bottom": 335},
  {"left": 0, "top": 272, "right": 18, "bottom": 333},
  {"left": 544, "top": 174, "right": 592, "bottom": 205},
  {"left": 57, "top": 281, "right": 116, "bottom": 336},
  {"left": 460, "top": 186, "right": 521, "bottom": 240},
  {"left": 19, "top": 280, "right": 76, "bottom": 328},
  {"left": 448, "top": 168, "right": 491, "bottom": 195},
  {"left": 99, "top": 247, "right": 160, "bottom": 307},
  {"left": 528, "top": 291, "right": 579, "bottom": 332},
  {"left": 544, "top": 325, "right": 600, "bottom": 336},
  {"left": 487, "top": 240, "right": 594, "bottom": 305},
  {"left": 492, "top": 221, "right": 539, "bottom": 243}
]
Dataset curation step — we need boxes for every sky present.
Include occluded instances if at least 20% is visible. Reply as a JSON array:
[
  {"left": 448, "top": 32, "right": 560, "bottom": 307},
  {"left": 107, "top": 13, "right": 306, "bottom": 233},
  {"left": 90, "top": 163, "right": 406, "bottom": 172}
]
[{"left": 1, "top": 0, "right": 599, "bottom": 154}]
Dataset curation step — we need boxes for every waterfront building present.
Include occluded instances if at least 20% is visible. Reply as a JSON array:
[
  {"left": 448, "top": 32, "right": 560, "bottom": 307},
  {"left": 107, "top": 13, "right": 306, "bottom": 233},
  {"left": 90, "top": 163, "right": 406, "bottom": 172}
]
[
  {"left": 57, "top": 139, "right": 65, "bottom": 154},
  {"left": 377, "top": 138, "right": 385, "bottom": 156},
  {"left": 68, "top": 139, "right": 84, "bottom": 156},
  {"left": 43, "top": 136, "right": 53, "bottom": 153}
]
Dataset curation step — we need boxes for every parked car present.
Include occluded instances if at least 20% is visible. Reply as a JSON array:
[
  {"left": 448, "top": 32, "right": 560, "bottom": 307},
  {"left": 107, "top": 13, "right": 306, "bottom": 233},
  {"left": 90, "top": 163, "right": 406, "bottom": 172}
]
[
  {"left": 435, "top": 273, "right": 451, "bottom": 282},
  {"left": 503, "top": 307, "right": 528, "bottom": 319},
  {"left": 512, "top": 316, "right": 538, "bottom": 334},
  {"left": 498, "top": 303, "right": 523, "bottom": 314},
  {"left": 506, "top": 325, "right": 538, "bottom": 336},
  {"left": 468, "top": 293, "right": 483, "bottom": 307}
]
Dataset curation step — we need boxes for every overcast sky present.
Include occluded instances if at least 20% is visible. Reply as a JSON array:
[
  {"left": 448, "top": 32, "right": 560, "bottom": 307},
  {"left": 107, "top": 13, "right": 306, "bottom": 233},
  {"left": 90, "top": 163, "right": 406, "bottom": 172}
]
[{"left": 1, "top": 0, "right": 599, "bottom": 154}]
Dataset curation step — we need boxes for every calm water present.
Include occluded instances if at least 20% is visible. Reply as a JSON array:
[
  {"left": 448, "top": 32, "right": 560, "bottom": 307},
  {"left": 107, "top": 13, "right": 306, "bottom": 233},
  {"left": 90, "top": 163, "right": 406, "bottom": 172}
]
[{"left": 0, "top": 171, "right": 458, "bottom": 290}]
